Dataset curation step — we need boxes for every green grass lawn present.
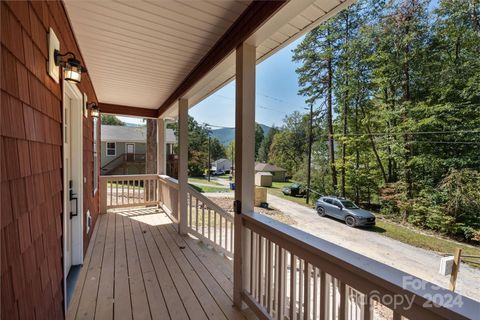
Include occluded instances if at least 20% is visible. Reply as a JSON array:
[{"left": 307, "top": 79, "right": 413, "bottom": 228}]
[
  {"left": 372, "top": 218, "right": 480, "bottom": 267},
  {"left": 189, "top": 184, "right": 230, "bottom": 193},
  {"left": 188, "top": 177, "right": 223, "bottom": 186},
  {"left": 215, "top": 174, "right": 232, "bottom": 179},
  {"left": 266, "top": 181, "right": 316, "bottom": 207}
]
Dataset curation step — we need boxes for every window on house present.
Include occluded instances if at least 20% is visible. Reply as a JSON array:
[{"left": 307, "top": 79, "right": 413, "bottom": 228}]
[
  {"left": 106, "top": 142, "right": 116, "bottom": 156},
  {"left": 93, "top": 118, "right": 98, "bottom": 193}
]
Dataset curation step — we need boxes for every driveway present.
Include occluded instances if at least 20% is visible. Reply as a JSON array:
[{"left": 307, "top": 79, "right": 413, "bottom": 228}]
[{"left": 266, "top": 193, "right": 480, "bottom": 302}]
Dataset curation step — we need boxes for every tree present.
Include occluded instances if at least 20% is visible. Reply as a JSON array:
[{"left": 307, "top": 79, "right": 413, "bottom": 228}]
[
  {"left": 255, "top": 124, "right": 265, "bottom": 160},
  {"left": 258, "top": 126, "right": 278, "bottom": 163},
  {"left": 101, "top": 114, "right": 124, "bottom": 126},
  {"left": 269, "top": 112, "right": 308, "bottom": 175},
  {"left": 293, "top": 19, "right": 339, "bottom": 193},
  {"left": 209, "top": 137, "right": 226, "bottom": 161},
  {"left": 145, "top": 120, "right": 157, "bottom": 173},
  {"left": 226, "top": 140, "right": 235, "bottom": 162},
  {"left": 145, "top": 119, "right": 157, "bottom": 199},
  {"left": 289, "top": 0, "right": 480, "bottom": 241},
  {"left": 170, "top": 116, "right": 228, "bottom": 176}
]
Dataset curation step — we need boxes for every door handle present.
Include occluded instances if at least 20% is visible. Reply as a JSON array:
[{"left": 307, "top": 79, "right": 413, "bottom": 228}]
[{"left": 69, "top": 180, "right": 78, "bottom": 219}]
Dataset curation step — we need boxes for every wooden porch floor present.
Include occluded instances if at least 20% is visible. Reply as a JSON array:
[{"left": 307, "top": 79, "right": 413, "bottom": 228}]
[{"left": 67, "top": 207, "right": 245, "bottom": 320}]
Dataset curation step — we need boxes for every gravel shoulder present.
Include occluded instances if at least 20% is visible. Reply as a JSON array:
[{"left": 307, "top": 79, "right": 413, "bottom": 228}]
[{"left": 266, "top": 193, "right": 480, "bottom": 302}]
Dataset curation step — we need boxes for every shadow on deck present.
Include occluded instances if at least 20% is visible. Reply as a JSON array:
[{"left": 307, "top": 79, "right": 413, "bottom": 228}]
[{"left": 67, "top": 207, "right": 246, "bottom": 320}]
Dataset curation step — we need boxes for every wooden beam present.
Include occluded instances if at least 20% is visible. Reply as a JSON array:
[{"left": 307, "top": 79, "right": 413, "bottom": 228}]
[
  {"left": 157, "top": 0, "right": 287, "bottom": 117},
  {"left": 98, "top": 103, "right": 158, "bottom": 118}
]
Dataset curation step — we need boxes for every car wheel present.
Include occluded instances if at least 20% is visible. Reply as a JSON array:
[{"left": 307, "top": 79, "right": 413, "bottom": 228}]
[
  {"left": 316, "top": 206, "right": 326, "bottom": 217},
  {"left": 345, "top": 216, "right": 356, "bottom": 227}
]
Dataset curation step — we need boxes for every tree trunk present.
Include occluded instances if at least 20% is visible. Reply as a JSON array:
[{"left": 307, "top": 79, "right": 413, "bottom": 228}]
[
  {"left": 403, "top": 15, "right": 413, "bottom": 212},
  {"left": 354, "top": 99, "right": 360, "bottom": 203},
  {"left": 360, "top": 104, "right": 388, "bottom": 184},
  {"left": 146, "top": 119, "right": 157, "bottom": 199},
  {"left": 471, "top": 0, "right": 480, "bottom": 32},
  {"left": 326, "top": 26, "right": 338, "bottom": 193},
  {"left": 341, "top": 12, "right": 350, "bottom": 198}
]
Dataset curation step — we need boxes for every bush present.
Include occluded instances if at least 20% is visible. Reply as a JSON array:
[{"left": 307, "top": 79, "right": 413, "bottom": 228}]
[{"left": 379, "top": 172, "right": 480, "bottom": 242}]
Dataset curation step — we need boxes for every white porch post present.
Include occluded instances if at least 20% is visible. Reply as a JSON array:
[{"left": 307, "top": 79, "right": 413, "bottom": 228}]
[
  {"left": 178, "top": 98, "right": 189, "bottom": 235},
  {"left": 233, "top": 42, "right": 256, "bottom": 308},
  {"left": 157, "top": 118, "right": 166, "bottom": 175}
]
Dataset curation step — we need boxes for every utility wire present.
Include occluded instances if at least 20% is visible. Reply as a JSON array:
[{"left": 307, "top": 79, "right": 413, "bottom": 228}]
[{"left": 330, "top": 130, "right": 480, "bottom": 137}]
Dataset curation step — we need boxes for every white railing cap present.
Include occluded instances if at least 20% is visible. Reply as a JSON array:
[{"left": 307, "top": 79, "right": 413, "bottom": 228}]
[{"left": 242, "top": 211, "right": 479, "bottom": 320}]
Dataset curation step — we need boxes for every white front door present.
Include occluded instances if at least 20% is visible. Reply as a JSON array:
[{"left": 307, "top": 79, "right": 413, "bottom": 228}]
[
  {"left": 63, "top": 81, "right": 84, "bottom": 279},
  {"left": 64, "top": 96, "right": 73, "bottom": 274},
  {"left": 126, "top": 143, "right": 135, "bottom": 161}
]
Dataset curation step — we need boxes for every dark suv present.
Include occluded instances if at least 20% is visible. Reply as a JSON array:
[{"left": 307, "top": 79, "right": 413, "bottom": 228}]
[
  {"left": 281, "top": 183, "right": 306, "bottom": 197},
  {"left": 315, "top": 196, "right": 376, "bottom": 227}
]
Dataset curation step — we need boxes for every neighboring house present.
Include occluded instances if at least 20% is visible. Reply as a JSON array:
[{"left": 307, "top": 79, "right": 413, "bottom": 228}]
[
  {"left": 212, "top": 158, "right": 232, "bottom": 173},
  {"left": 255, "top": 162, "right": 287, "bottom": 182},
  {"left": 101, "top": 125, "right": 176, "bottom": 175}
]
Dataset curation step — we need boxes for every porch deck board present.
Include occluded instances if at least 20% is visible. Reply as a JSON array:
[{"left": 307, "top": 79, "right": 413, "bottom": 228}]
[{"left": 67, "top": 207, "right": 244, "bottom": 320}]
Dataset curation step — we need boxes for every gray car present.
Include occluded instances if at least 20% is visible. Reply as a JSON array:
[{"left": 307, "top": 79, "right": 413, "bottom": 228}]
[{"left": 315, "top": 196, "right": 376, "bottom": 227}]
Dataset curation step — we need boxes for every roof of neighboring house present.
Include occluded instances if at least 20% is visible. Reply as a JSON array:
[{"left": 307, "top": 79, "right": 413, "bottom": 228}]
[
  {"left": 255, "top": 172, "right": 272, "bottom": 176},
  {"left": 101, "top": 125, "right": 176, "bottom": 144},
  {"left": 255, "top": 163, "right": 287, "bottom": 172},
  {"left": 214, "top": 158, "right": 231, "bottom": 163}
]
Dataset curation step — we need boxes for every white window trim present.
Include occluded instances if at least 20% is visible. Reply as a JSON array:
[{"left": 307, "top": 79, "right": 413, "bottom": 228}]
[{"left": 106, "top": 142, "right": 116, "bottom": 156}]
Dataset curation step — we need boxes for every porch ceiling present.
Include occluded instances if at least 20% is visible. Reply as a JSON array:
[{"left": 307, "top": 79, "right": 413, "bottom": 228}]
[
  {"left": 64, "top": 0, "right": 354, "bottom": 116},
  {"left": 63, "top": 0, "right": 251, "bottom": 109}
]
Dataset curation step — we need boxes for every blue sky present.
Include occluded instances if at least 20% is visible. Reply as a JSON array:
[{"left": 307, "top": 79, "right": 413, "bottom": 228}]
[{"left": 190, "top": 37, "right": 307, "bottom": 128}]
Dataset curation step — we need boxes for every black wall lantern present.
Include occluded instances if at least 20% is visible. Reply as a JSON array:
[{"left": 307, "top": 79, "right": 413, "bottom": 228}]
[
  {"left": 88, "top": 103, "right": 100, "bottom": 118},
  {"left": 54, "top": 50, "right": 87, "bottom": 83}
]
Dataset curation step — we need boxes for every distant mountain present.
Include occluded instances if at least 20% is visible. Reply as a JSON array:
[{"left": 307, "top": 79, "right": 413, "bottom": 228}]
[{"left": 211, "top": 123, "right": 272, "bottom": 146}]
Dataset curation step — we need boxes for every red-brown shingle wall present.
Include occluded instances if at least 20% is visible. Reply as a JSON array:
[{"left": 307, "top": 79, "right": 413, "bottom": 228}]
[{"left": 1, "top": 1, "right": 100, "bottom": 319}]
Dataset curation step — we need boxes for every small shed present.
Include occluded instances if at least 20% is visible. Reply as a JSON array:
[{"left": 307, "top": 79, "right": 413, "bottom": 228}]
[
  {"left": 255, "top": 172, "right": 273, "bottom": 187},
  {"left": 255, "top": 162, "right": 287, "bottom": 182}
]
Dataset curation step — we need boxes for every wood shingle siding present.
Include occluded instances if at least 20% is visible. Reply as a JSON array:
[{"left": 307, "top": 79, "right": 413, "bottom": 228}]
[{"left": 1, "top": 1, "right": 100, "bottom": 318}]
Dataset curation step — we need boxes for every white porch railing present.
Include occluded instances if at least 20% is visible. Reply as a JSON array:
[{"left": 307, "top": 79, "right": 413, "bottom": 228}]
[
  {"left": 240, "top": 212, "right": 477, "bottom": 320},
  {"left": 187, "top": 187, "right": 234, "bottom": 258},
  {"left": 99, "top": 174, "right": 233, "bottom": 257},
  {"left": 158, "top": 175, "right": 179, "bottom": 223},
  {"left": 99, "top": 174, "right": 477, "bottom": 320},
  {"left": 99, "top": 174, "right": 159, "bottom": 210}
]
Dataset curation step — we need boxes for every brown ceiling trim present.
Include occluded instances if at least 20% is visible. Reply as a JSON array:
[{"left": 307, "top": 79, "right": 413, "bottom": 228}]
[
  {"left": 157, "top": 0, "right": 287, "bottom": 117},
  {"left": 99, "top": 103, "right": 158, "bottom": 118}
]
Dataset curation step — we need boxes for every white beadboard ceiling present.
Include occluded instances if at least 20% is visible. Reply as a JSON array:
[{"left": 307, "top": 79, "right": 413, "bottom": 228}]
[
  {"left": 65, "top": 0, "right": 353, "bottom": 113},
  {"left": 64, "top": 0, "right": 251, "bottom": 109}
]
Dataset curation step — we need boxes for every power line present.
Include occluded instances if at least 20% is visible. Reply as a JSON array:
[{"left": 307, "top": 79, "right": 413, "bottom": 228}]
[
  {"left": 215, "top": 94, "right": 288, "bottom": 114},
  {"left": 408, "top": 141, "right": 480, "bottom": 145},
  {"left": 257, "top": 91, "right": 306, "bottom": 110},
  {"left": 330, "top": 130, "right": 480, "bottom": 137}
]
